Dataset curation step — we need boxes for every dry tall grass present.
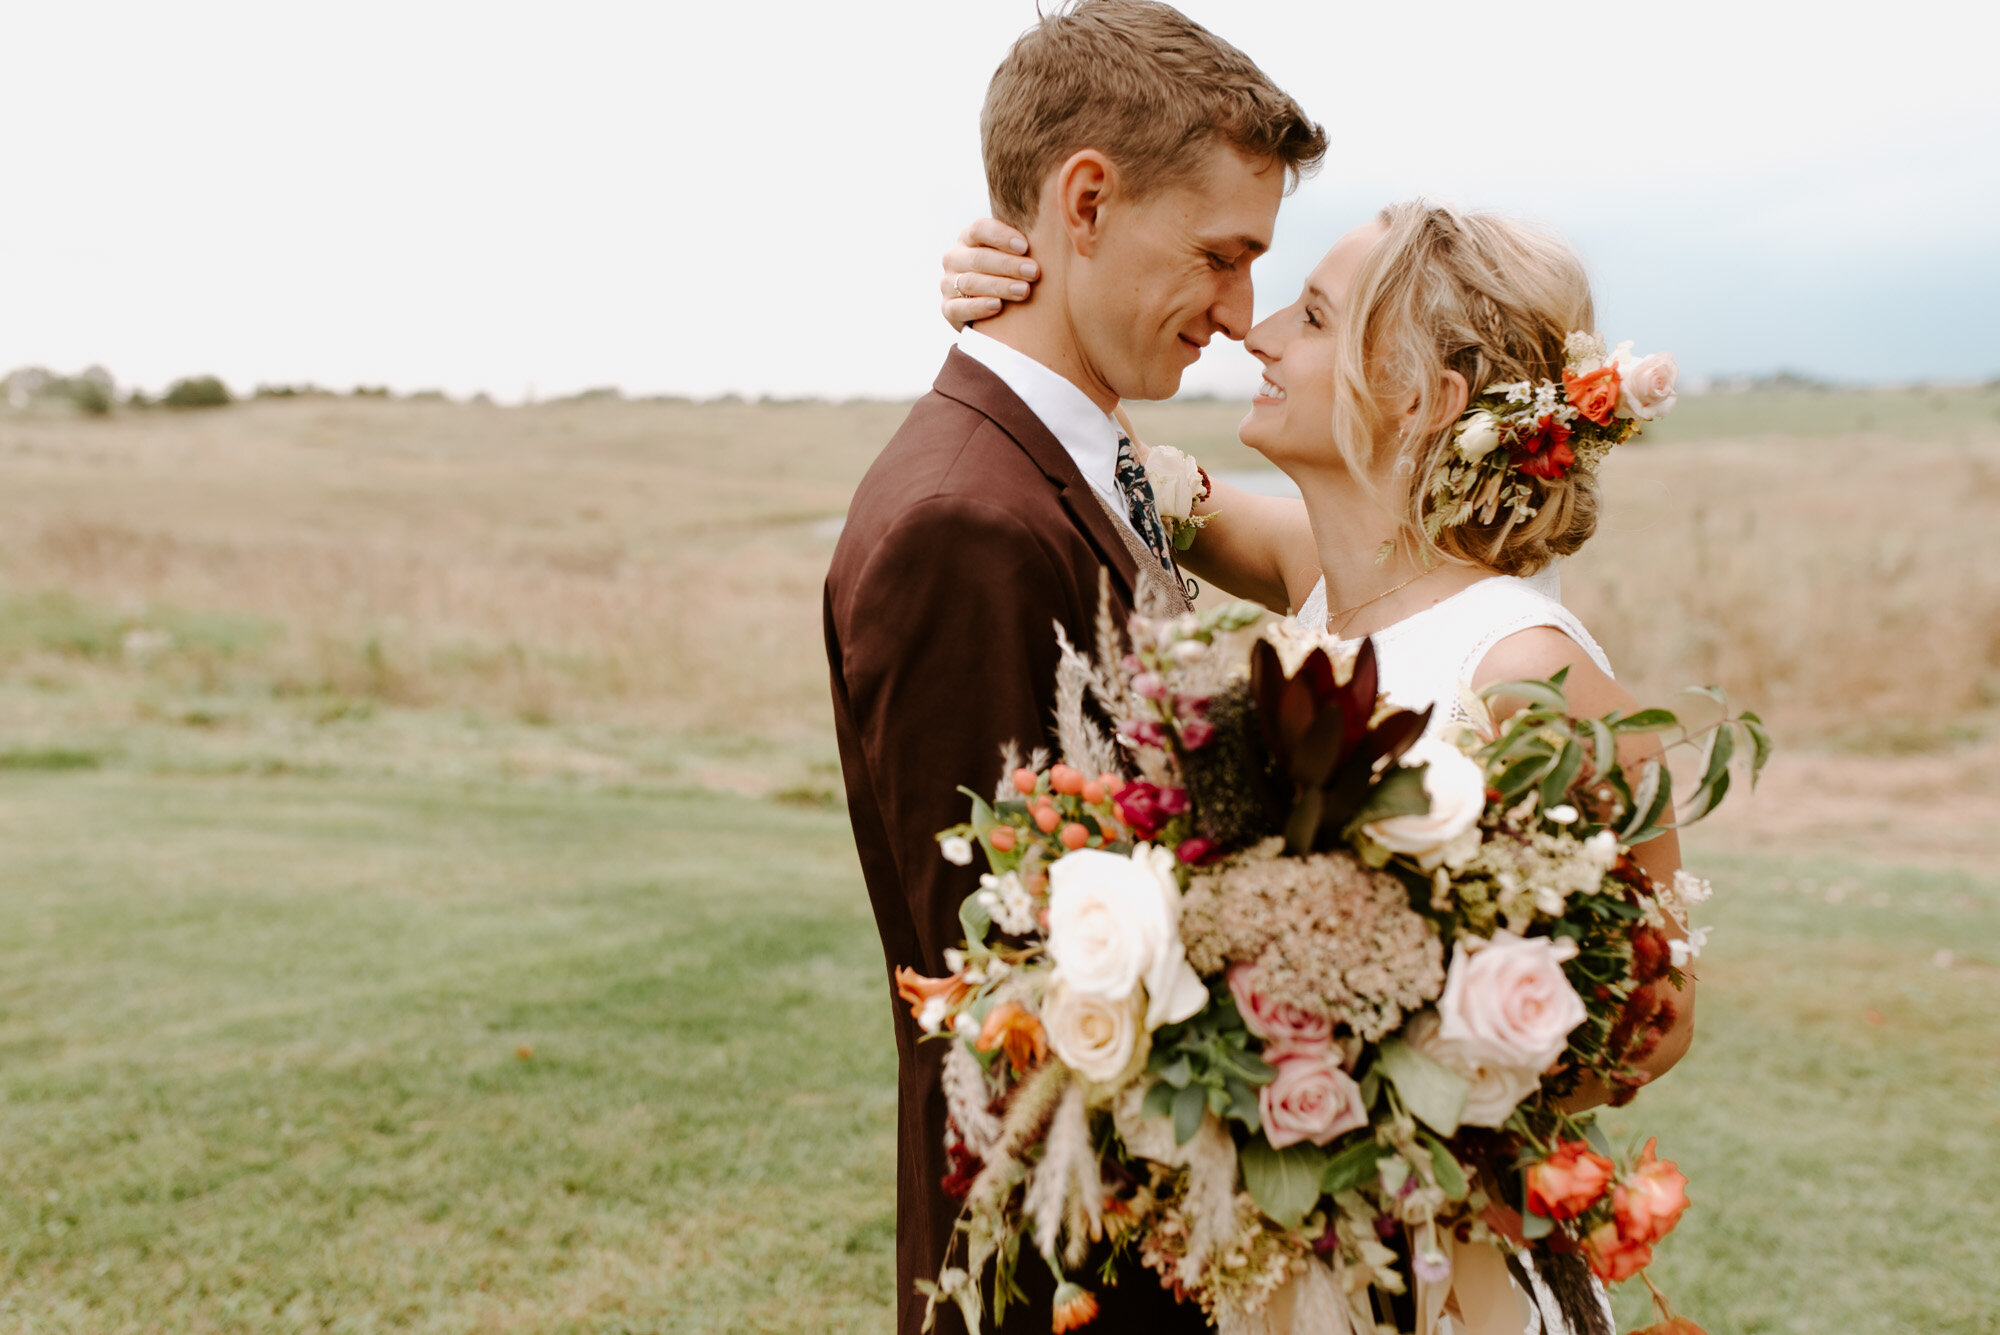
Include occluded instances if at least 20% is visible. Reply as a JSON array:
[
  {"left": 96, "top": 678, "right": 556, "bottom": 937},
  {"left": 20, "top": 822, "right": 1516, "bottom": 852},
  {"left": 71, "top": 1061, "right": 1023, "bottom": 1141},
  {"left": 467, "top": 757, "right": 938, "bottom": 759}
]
[{"left": 1, "top": 389, "right": 1995, "bottom": 748}]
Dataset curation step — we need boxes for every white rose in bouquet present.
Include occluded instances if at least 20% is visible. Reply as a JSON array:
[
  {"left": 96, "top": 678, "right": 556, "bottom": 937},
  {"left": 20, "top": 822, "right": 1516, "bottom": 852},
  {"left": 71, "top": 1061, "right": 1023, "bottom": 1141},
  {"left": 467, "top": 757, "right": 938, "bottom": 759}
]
[
  {"left": 1364, "top": 739, "right": 1487, "bottom": 871},
  {"left": 1044, "top": 984, "right": 1147, "bottom": 1085},
  {"left": 1046, "top": 846, "right": 1208, "bottom": 1030},
  {"left": 1403, "top": 1009, "right": 1541, "bottom": 1128},
  {"left": 1143, "top": 444, "right": 1205, "bottom": 521},
  {"left": 1435, "top": 931, "right": 1587, "bottom": 1073}
]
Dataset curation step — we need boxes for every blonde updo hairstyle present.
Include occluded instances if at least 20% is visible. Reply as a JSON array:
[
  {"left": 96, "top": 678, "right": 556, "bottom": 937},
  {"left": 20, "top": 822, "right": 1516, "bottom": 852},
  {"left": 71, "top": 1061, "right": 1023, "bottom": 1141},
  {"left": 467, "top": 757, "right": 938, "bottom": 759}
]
[{"left": 1330, "top": 200, "right": 1599, "bottom": 576}]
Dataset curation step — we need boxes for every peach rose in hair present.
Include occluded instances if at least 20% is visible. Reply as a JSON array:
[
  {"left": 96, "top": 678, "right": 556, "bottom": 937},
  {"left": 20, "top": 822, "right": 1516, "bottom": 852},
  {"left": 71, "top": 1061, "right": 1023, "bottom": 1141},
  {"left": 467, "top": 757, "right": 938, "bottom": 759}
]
[
  {"left": 1616, "top": 350, "right": 1679, "bottom": 421},
  {"left": 1563, "top": 363, "right": 1622, "bottom": 426}
]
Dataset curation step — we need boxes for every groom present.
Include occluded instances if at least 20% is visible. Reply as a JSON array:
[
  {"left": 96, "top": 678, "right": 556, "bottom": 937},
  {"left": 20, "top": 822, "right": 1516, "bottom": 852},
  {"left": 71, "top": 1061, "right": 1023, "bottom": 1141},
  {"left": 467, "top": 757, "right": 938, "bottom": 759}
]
[{"left": 823, "top": 3, "right": 1323, "bottom": 1332}]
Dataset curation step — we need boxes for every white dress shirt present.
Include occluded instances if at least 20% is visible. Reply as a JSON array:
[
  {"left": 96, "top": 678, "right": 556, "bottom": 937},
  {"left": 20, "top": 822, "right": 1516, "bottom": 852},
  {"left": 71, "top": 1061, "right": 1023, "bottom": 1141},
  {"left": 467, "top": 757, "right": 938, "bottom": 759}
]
[{"left": 955, "top": 327, "right": 1140, "bottom": 542}]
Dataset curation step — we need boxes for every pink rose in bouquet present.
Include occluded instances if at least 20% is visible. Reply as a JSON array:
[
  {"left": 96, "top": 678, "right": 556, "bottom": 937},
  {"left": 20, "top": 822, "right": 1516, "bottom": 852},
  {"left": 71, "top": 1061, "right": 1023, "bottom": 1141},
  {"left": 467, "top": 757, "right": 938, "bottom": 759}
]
[
  {"left": 1435, "top": 931, "right": 1587, "bottom": 1073},
  {"left": 1227, "top": 962, "right": 1333, "bottom": 1046},
  {"left": 1259, "top": 1042, "right": 1368, "bottom": 1148}
]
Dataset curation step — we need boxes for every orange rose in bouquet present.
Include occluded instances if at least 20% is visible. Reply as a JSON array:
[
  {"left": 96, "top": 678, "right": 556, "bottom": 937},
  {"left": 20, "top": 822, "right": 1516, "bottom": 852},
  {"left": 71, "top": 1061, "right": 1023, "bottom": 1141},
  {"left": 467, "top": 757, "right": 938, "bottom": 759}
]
[
  {"left": 1613, "top": 1138, "right": 1691, "bottom": 1244},
  {"left": 1526, "top": 1140, "right": 1615, "bottom": 1221}
]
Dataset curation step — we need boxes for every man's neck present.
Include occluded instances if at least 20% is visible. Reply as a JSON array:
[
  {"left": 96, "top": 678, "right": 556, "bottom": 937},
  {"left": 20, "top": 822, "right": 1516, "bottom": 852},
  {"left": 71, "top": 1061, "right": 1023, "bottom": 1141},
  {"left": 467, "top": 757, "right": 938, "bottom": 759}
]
[{"left": 970, "top": 303, "right": 1118, "bottom": 414}]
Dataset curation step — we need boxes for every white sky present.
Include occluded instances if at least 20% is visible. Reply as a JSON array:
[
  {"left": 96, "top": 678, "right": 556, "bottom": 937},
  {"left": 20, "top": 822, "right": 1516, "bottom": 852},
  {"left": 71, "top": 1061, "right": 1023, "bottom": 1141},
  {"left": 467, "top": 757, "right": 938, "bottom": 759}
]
[{"left": 3, "top": 0, "right": 1996, "bottom": 402}]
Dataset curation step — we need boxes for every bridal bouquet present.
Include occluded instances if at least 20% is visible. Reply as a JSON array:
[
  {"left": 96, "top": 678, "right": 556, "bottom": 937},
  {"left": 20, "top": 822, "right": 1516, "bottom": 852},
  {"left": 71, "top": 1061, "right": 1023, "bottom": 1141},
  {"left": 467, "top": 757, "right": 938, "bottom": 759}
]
[{"left": 906, "top": 591, "right": 1766, "bottom": 1335}]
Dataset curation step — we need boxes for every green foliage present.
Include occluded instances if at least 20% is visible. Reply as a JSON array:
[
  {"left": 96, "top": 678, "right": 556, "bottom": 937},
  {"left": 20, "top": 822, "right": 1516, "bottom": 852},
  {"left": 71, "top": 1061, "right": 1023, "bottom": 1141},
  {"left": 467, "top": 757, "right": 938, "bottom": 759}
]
[
  {"left": 1239, "top": 1139, "right": 1329, "bottom": 1230},
  {"left": 1143, "top": 980, "right": 1273, "bottom": 1143},
  {"left": 162, "top": 375, "right": 232, "bottom": 408},
  {"left": 1474, "top": 673, "right": 1771, "bottom": 840}
]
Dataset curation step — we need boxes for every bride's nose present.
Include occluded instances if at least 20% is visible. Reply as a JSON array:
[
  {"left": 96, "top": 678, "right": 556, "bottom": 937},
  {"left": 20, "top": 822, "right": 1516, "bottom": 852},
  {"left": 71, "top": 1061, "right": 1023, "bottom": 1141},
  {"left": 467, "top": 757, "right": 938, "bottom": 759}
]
[{"left": 1245, "top": 311, "right": 1281, "bottom": 365}]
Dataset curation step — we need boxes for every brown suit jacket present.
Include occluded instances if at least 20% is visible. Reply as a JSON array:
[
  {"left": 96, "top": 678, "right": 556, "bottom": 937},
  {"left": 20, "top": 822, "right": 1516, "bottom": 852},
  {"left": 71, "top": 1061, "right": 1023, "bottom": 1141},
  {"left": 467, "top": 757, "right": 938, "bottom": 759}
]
[{"left": 824, "top": 349, "right": 1209, "bottom": 1335}]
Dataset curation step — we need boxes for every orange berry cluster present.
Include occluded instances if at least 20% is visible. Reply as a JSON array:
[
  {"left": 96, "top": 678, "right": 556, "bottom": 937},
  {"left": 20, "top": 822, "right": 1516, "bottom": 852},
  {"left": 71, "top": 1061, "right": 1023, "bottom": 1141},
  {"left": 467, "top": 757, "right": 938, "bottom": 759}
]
[{"left": 1009, "top": 763, "right": 1127, "bottom": 853}]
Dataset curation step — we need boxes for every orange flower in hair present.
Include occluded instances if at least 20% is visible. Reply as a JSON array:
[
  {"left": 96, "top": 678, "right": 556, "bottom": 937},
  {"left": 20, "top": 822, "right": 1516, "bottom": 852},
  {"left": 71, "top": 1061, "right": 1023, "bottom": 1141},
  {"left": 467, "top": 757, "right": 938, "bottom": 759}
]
[{"left": 1563, "top": 363, "right": 1622, "bottom": 425}]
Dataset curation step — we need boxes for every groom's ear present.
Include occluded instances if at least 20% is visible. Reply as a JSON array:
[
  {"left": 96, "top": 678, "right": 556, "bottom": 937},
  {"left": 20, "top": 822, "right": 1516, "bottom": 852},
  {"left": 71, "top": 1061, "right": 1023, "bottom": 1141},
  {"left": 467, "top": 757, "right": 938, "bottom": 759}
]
[{"left": 1052, "top": 150, "right": 1116, "bottom": 258}]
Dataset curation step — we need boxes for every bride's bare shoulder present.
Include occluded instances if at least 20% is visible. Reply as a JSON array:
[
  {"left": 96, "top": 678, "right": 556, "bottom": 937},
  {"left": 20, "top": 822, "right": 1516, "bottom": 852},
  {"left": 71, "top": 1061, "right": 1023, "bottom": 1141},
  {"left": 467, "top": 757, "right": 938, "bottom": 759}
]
[{"left": 1473, "top": 623, "right": 1634, "bottom": 717}]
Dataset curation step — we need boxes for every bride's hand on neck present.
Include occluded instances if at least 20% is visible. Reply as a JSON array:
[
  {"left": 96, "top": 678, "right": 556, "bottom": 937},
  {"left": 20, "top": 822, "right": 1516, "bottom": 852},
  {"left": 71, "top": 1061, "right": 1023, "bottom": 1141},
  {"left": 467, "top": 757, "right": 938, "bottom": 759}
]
[{"left": 941, "top": 218, "right": 1037, "bottom": 330}]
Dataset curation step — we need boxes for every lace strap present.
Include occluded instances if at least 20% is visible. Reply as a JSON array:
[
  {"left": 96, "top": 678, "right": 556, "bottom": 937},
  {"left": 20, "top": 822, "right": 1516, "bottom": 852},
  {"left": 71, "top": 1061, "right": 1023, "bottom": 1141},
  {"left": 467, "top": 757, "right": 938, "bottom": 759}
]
[{"left": 1457, "top": 593, "right": 1614, "bottom": 690}]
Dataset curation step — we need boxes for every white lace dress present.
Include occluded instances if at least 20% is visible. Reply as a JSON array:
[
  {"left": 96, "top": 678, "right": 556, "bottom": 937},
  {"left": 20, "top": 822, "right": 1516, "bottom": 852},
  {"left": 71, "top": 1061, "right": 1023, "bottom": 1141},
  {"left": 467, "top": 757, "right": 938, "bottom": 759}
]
[
  {"left": 1292, "top": 574, "right": 1614, "bottom": 740},
  {"left": 1293, "top": 572, "right": 1618, "bottom": 1335}
]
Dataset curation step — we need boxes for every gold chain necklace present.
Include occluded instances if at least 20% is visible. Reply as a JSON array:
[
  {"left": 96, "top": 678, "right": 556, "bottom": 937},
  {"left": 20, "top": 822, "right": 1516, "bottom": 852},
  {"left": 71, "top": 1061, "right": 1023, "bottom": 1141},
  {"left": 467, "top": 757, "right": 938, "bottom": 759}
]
[{"left": 1326, "top": 566, "right": 1436, "bottom": 637}]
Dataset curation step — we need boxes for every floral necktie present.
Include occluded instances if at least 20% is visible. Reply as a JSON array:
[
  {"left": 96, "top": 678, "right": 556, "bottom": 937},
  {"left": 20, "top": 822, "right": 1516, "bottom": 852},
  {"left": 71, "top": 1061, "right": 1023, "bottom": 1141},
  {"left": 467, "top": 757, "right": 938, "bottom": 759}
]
[{"left": 1115, "top": 436, "right": 1176, "bottom": 572}]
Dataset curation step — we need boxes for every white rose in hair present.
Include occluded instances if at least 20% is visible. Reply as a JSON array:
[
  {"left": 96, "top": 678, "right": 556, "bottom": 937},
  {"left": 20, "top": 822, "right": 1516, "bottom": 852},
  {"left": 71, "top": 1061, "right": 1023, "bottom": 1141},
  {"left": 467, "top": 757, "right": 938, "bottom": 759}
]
[
  {"left": 1435, "top": 930, "right": 1587, "bottom": 1072},
  {"left": 1613, "top": 349, "right": 1679, "bottom": 421},
  {"left": 1455, "top": 409, "right": 1502, "bottom": 462},
  {"left": 1046, "top": 846, "right": 1208, "bottom": 1029},
  {"left": 1143, "top": 444, "right": 1205, "bottom": 520},
  {"left": 1364, "top": 739, "right": 1487, "bottom": 872},
  {"left": 1044, "top": 984, "right": 1147, "bottom": 1085},
  {"left": 1404, "top": 1009, "right": 1541, "bottom": 1127}
]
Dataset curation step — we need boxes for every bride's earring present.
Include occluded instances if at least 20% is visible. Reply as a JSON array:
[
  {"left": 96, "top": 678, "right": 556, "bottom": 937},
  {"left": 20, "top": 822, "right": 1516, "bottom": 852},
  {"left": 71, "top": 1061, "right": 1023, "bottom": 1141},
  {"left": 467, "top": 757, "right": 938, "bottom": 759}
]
[{"left": 1392, "top": 453, "right": 1416, "bottom": 477}]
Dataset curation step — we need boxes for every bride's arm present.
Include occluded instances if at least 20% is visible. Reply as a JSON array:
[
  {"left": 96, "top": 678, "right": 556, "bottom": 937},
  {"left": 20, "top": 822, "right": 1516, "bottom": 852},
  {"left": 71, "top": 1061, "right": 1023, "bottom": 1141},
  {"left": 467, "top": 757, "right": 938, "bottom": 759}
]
[
  {"left": 944, "top": 219, "right": 1320, "bottom": 614},
  {"left": 1474, "top": 627, "right": 1697, "bottom": 1111},
  {"left": 1110, "top": 406, "right": 1318, "bottom": 613}
]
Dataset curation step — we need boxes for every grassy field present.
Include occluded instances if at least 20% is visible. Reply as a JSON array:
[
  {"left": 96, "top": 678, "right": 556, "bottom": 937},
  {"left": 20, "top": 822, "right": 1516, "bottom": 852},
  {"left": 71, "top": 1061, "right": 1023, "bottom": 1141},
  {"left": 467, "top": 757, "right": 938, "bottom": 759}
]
[{"left": 0, "top": 389, "right": 1996, "bottom": 1332}]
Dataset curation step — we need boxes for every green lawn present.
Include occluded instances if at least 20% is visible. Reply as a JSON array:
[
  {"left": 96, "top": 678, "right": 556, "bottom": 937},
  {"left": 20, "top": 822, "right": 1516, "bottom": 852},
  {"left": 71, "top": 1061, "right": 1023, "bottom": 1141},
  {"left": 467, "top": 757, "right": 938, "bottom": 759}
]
[{"left": 0, "top": 769, "right": 1994, "bottom": 1333}]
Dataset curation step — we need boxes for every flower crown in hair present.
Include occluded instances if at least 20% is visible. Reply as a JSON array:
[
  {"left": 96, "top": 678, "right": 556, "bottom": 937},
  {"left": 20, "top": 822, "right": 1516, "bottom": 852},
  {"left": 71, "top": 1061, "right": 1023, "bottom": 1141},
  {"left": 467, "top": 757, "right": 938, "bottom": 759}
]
[{"left": 1424, "top": 331, "right": 1679, "bottom": 538}]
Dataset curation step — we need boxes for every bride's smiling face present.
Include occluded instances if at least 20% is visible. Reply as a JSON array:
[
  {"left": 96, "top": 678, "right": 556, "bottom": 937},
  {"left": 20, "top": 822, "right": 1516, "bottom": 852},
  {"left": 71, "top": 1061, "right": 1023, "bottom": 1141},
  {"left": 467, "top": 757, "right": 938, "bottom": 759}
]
[{"left": 1238, "top": 219, "right": 1386, "bottom": 473}]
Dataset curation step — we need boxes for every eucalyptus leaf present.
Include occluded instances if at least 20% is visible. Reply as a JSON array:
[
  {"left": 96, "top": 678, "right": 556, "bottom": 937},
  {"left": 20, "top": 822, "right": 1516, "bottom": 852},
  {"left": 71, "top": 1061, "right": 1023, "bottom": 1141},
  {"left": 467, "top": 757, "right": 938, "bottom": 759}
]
[
  {"left": 1375, "top": 1038, "right": 1468, "bottom": 1136},
  {"left": 1521, "top": 1206, "right": 1554, "bottom": 1241},
  {"left": 1344, "top": 762, "right": 1431, "bottom": 837},
  {"left": 1585, "top": 717, "right": 1616, "bottom": 781},
  {"left": 955, "top": 786, "right": 999, "bottom": 833},
  {"left": 1172, "top": 1083, "right": 1206, "bottom": 1146},
  {"left": 1240, "top": 1139, "right": 1330, "bottom": 1230},
  {"left": 1481, "top": 678, "right": 1571, "bottom": 713},
  {"left": 1158, "top": 1055, "right": 1193, "bottom": 1089},
  {"left": 1320, "top": 1138, "right": 1389, "bottom": 1195},
  {"left": 958, "top": 892, "right": 993, "bottom": 948},
  {"left": 1540, "top": 738, "right": 1585, "bottom": 807},
  {"left": 1143, "top": 1079, "right": 1178, "bottom": 1120},
  {"left": 1740, "top": 712, "right": 1773, "bottom": 783},
  {"left": 1612, "top": 708, "right": 1679, "bottom": 734},
  {"left": 1582, "top": 1119, "right": 1613, "bottom": 1159},
  {"left": 1494, "top": 752, "right": 1554, "bottom": 802},
  {"left": 1419, "top": 1132, "right": 1470, "bottom": 1201}
]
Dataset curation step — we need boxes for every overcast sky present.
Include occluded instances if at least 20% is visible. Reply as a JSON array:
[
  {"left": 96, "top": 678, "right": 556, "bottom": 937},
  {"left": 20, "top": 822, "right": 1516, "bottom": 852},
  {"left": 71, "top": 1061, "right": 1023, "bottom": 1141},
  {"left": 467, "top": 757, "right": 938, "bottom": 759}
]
[{"left": 3, "top": 1, "right": 1995, "bottom": 402}]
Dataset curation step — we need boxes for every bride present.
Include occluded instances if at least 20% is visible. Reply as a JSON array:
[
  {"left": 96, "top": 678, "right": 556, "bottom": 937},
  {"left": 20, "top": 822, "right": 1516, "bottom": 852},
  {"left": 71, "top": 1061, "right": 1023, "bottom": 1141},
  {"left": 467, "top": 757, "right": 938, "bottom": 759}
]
[{"left": 943, "top": 199, "right": 1694, "bottom": 1335}]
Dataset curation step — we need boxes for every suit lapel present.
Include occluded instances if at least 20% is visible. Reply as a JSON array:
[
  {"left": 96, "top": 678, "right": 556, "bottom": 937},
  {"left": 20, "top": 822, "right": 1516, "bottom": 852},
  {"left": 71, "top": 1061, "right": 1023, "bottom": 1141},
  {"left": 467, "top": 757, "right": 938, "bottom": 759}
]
[{"left": 933, "top": 347, "right": 1140, "bottom": 607}]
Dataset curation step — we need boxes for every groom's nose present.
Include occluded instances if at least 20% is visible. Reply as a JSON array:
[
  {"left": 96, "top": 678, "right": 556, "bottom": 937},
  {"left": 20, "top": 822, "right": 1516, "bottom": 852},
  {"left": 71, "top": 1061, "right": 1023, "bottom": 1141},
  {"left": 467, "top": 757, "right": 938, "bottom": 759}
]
[{"left": 1209, "top": 268, "right": 1255, "bottom": 341}]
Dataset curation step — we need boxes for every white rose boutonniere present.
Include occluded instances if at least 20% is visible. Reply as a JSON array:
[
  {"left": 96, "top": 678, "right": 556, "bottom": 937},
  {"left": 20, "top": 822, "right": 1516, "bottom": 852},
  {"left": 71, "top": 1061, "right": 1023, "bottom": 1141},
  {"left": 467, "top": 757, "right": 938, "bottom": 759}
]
[{"left": 1141, "top": 444, "right": 1213, "bottom": 551}]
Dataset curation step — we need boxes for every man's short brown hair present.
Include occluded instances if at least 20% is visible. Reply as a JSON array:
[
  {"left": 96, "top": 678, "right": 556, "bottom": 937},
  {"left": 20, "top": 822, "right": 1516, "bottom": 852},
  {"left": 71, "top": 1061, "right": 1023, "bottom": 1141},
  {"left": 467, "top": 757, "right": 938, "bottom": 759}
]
[{"left": 981, "top": 0, "right": 1326, "bottom": 228}]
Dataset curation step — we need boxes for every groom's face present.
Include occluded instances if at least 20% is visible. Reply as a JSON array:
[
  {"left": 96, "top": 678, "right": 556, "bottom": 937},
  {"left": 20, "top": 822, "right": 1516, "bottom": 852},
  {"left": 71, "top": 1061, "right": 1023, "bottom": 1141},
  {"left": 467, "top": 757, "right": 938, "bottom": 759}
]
[{"left": 1067, "top": 142, "right": 1285, "bottom": 402}]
